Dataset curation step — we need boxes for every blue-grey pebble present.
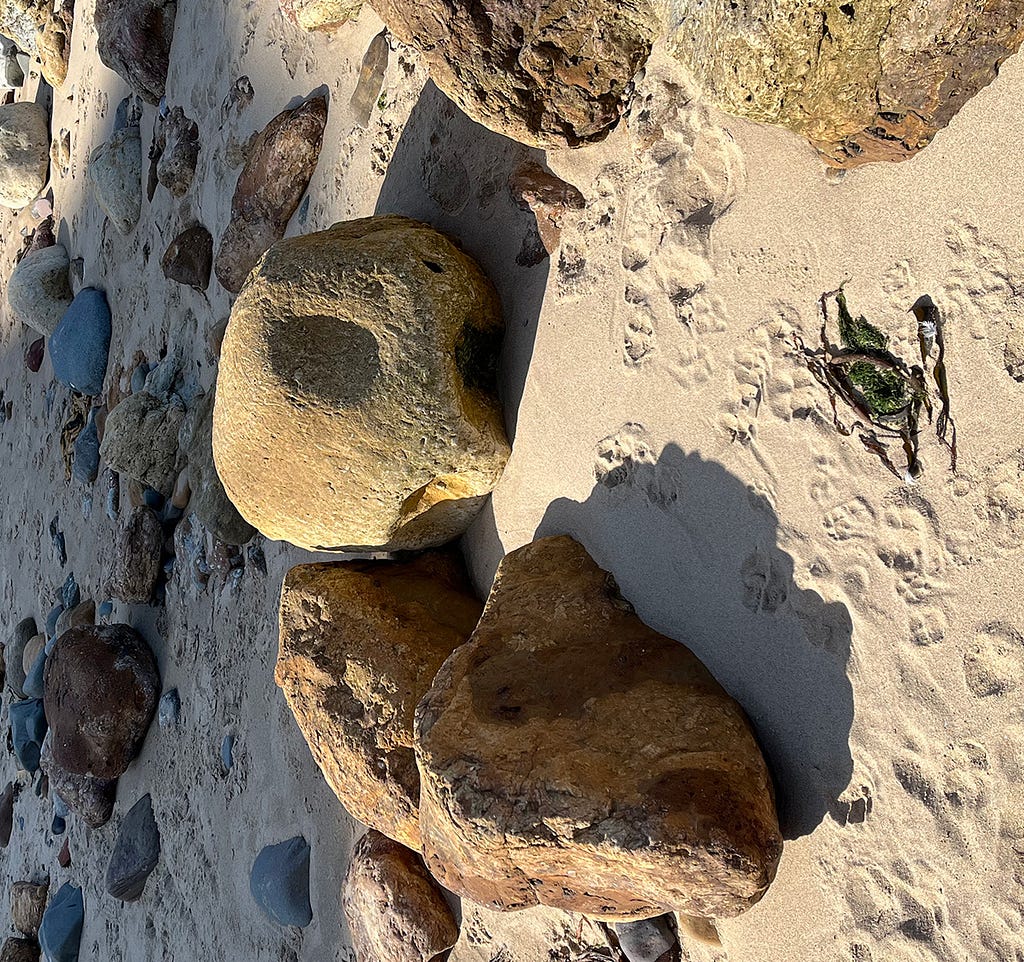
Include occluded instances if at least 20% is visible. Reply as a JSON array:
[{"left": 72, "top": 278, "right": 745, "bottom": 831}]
[
  {"left": 39, "top": 882, "right": 84, "bottom": 962},
  {"left": 221, "top": 733, "right": 234, "bottom": 771},
  {"left": 52, "top": 814, "right": 66, "bottom": 835},
  {"left": 10, "top": 699, "right": 47, "bottom": 773},
  {"left": 60, "top": 573, "right": 79, "bottom": 610},
  {"left": 130, "top": 362, "right": 149, "bottom": 395},
  {"left": 46, "top": 604, "right": 63, "bottom": 638},
  {"left": 250, "top": 837, "right": 312, "bottom": 928},
  {"left": 98, "top": 600, "right": 113, "bottom": 619},
  {"left": 73, "top": 412, "right": 100, "bottom": 484},
  {"left": 106, "top": 793, "right": 161, "bottom": 900},
  {"left": 22, "top": 647, "right": 47, "bottom": 698},
  {"left": 50, "top": 288, "right": 112, "bottom": 397}
]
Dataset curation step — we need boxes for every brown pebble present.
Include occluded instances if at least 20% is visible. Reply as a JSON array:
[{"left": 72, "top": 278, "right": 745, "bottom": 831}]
[
  {"left": 25, "top": 338, "right": 44, "bottom": 373},
  {"left": 171, "top": 468, "right": 191, "bottom": 509},
  {"left": 58, "top": 837, "right": 71, "bottom": 867}
]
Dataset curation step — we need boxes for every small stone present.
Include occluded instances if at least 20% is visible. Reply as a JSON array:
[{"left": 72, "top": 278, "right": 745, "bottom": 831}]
[
  {"left": 0, "top": 937, "right": 39, "bottom": 962},
  {"left": 11, "top": 879, "right": 48, "bottom": 936},
  {"left": 43, "top": 623, "right": 160, "bottom": 779},
  {"left": 100, "top": 391, "right": 185, "bottom": 496},
  {"left": 94, "top": 0, "right": 176, "bottom": 104},
  {"left": 509, "top": 161, "right": 585, "bottom": 260},
  {"left": 55, "top": 600, "right": 96, "bottom": 637},
  {"left": 22, "top": 634, "right": 46, "bottom": 677},
  {"left": 38, "top": 882, "right": 83, "bottom": 962},
  {"left": 170, "top": 468, "right": 190, "bottom": 510},
  {"left": 0, "top": 783, "right": 16, "bottom": 847},
  {"left": 105, "top": 471, "right": 120, "bottom": 521},
  {"left": 52, "top": 815, "right": 66, "bottom": 835},
  {"left": 25, "top": 337, "right": 44, "bottom": 372},
  {"left": 342, "top": 830, "right": 459, "bottom": 962},
  {"left": 155, "top": 106, "right": 198, "bottom": 196},
  {"left": 22, "top": 646, "right": 47, "bottom": 699},
  {"left": 130, "top": 361, "right": 150, "bottom": 395},
  {"left": 106, "top": 793, "right": 161, "bottom": 900},
  {"left": 87, "top": 126, "right": 142, "bottom": 235},
  {"left": 161, "top": 224, "right": 212, "bottom": 289},
  {"left": 49, "top": 288, "right": 112, "bottom": 397},
  {"left": 0, "top": 102, "right": 50, "bottom": 209},
  {"left": 214, "top": 96, "right": 328, "bottom": 294},
  {"left": 349, "top": 29, "right": 388, "bottom": 126},
  {"left": 6, "top": 243, "right": 74, "bottom": 336},
  {"left": 220, "top": 732, "right": 234, "bottom": 772},
  {"left": 72, "top": 410, "right": 100, "bottom": 484},
  {"left": 614, "top": 917, "right": 677, "bottom": 962},
  {"left": 250, "top": 837, "right": 312, "bottom": 928},
  {"left": 6, "top": 617, "right": 36, "bottom": 697},
  {"left": 107, "top": 506, "right": 163, "bottom": 603},
  {"left": 158, "top": 688, "right": 180, "bottom": 729},
  {"left": 60, "top": 573, "right": 80, "bottom": 610},
  {"left": 57, "top": 838, "right": 71, "bottom": 867},
  {"left": 97, "top": 600, "right": 114, "bottom": 619},
  {"left": 10, "top": 699, "right": 47, "bottom": 772},
  {"left": 281, "top": 0, "right": 361, "bottom": 30}
]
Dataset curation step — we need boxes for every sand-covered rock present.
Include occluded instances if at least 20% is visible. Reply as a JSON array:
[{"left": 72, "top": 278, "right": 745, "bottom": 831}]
[
  {"left": 416, "top": 535, "right": 783, "bottom": 921},
  {"left": 665, "top": 0, "right": 1024, "bottom": 167},
  {"left": 162, "top": 224, "right": 212, "bottom": 290},
  {"left": 88, "top": 126, "right": 142, "bottom": 235},
  {"left": 281, "top": 0, "right": 361, "bottom": 30},
  {"left": 94, "top": 0, "right": 176, "bottom": 103},
  {"left": 107, "top": 506, "right": 163, "bottom": 603},
  {"left": 155, "top": 106, "right": 199, "bottom": 197},
  {"left": 214, "top": 96, "right": 327, "bottom": 293},
  {"left": 43, "top": 623, "right": 160, "bottom": 779},
  {"left": 213, "top": 214, "right": 509, "bottom": 551},
  {"left": 0, "top": 102, "right": 50, "bottom": 210},
  {"left": 373, "top": 0, "right": 659, "bottom": 148},
  {"left": 11, "top": 880, "right": 48, "bottom": 937},
  {"left": 7, "top": 243, "right": 73, "bottom": 336},
  {"left": 342, "top": 830, "right": 459, "bottom": 962},
  {"left": 276, "top": 551, "right": 482, "bottom": 848},
  {"left": 100, "top": 391, "right": 185, "bottom": 496}
]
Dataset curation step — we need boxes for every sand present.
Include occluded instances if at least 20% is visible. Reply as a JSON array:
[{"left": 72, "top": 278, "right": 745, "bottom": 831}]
[{"left": 1, "top": 2, "right": 1023, "bottom": 960}]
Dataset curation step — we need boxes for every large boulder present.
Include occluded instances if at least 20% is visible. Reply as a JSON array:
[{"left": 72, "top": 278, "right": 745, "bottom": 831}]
[
  {"left": 342, "top": 830, "right": 459, "bottom": 962},
  {"left": 213, "top": 215, "right": 509, "bottom": 551},
  {"left": 214, "top": 96, "right": 328, "bottom": 293},
  {"left": 94, "top": 0, "right": 176, "bottom": 103},
  {"left": 415, "top": 535, "right": 783, "bottom": 921},
  {"left": 276, "top": 551, "right": 482, "bottom": 848},
  {"left": 87, "top": 126, "right": 142, "bottom": 235},
  {"left": 107, "top": 506, "right": 163, "bottom": 603},
  {"left": 0, "top": 102, "right": 50, "bottom": 209},
  {"left": 37, "top": 0, "right": 74, "bottom": 87},
  {"left": 373, "top": 0, "right": 659, "bottom": 148},
  {"left": 49, "top": 288, "right": 112, "bottom": 397},
  {"left": 7, "top": 244, "right": 73, "bottom": 336},
  {"left": 281, "top": 0, "right": 361, "bottom": 29},
  {"left": 43, "top": 623, "right": 160, "bottom": 780},
  {"left": 664, "top": 0, "right": 1024, "bottom": 167},
  {"left": 100, "top": 391, "right": 185, "bottom": 497}
]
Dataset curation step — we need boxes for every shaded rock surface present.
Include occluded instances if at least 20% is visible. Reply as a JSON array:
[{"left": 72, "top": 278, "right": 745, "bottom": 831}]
[
  {"left": 106, "top": 793, "right": 161, "bottom": 900},
  {"left": 250, "top": 837, "right": 312, "bottom": 928},
  {"left": 7, "top": 243, "right": 73, "bottom": 336},
  {"left": 214, "top": 96, "right": 328, "bottom": 293},
  {"left": 49, "top": 288, "right": 112, "bottom": 397},
  {"left": 41, "top": 736, "right": 118, "bottom": 828},
  {"left": 43, "top": 623, "right": 160, "bottom": 779},
  {"left": 665, "top": 0, "right": 1024, "bottom": 167},
  {"left": 155, "top": 106, "right": 198, "bottom": 196},
  {"left": 213, "top": 214, "right": 509, "bottom": 551},
  {"left": 94, "top": 0, "right": 176, "bottom": 103},
  {"left": 107, "top": 506, "right": 163, "bottom": 603},
  {"left": 373, "top": 0, "right": 659, "bottom": 148},
  {"left": 87, "top": 126, "right": 142, "bottom": 235},
  {"left": 0, "top": 783, "right": 14, "bottom": 847},
  {"left": 614, "top": 916, "right": 677, "bottom": 962},
  {"left": 276, "top": 550, "right": 482, "bottom": 848},
  {"left": 10, "top": 699, "right": 47, "bottom": 772},
  {"left": 281, "top": 0, "right": 361, "bottom": 29},
  {"left": 415, "top": 535, "right": 783, "bottom": 921},
  {"left": 342, "top": 830, "right": 459, "bottom": 962},
  {"left": 0, "top": 102, "right": 50, "bottom": 209},
  {"left": 0, "top": 938, "right": 39, "bottom": 962},
  {"left": 100, "top": 391, "right": 185, "bottom": 496},
  {"left": 161, "top": 224, "right": 212, "bottom": 289},
  {"left": 11, "top": 880, "right": 49, "bottom": 936},
  {"left": 38, "top": 882, "right": 83, "bottom": 962}
]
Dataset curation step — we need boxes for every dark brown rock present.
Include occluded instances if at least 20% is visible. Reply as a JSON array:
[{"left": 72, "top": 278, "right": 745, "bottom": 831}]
[
  {"left": 94, "top": 0, "right": 176, "bottom": 104},
  {"left": 11, "top": 880, "right": 48, "bottom": 937},
  {"left": 161, "top": 224, "right": 213, "bottom": 290},
  {"left": 43, "top": 623, "right": 160, "bottom": 779},
  {"left": 0, "top": 937, "right": 38, "bottom": 962},
  {"left": 373, "top": 0, "right": 660, "bottom": 148},
  {"left": 155, "top": 106, "right": 199, "bottom": 196},
  {"left": 57, "top": 838, "right": 71, "bottom": 868},
  {"left": 342, "top": 830, "right": 459, "bottom": 962},
  {"left": 0, "top": 782, "right": 16, "bottom": 847},
  {"left": 276, "top": 551, "right": 482, "bottom": 849},
  {"left": 415, "top": 535, "right": 783, "bottom": 921},
  {"left": 214, "top": 96, "right": 328, "bottom": 293},
  {"left": 107, "top": 506, "right": 163, "bottom": 603},
  {"left": 41, "top": 745, "right": 118, "bottom": 827}
]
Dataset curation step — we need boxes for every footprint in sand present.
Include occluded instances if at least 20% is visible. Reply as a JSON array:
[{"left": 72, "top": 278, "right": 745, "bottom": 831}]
[{"left": 963, "top": 622, "right": 1023, "bottom": 698}]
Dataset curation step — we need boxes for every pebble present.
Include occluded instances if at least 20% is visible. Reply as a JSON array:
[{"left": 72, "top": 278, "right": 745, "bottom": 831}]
[
  {"left": 38, "top": 882, "right": 84, "bottom": 962},
  {"left": 171, "top": 468, "right": 190, "bottom": 509},
  {"left": 25, "top": 336, "right": 44, "bottom": 372},
  {"left": 130, "top": 361, "right": 150, "bottom": 395},
  {"left": 247, "top": 539, "right": 267, "bottom": 576},
  {"left": 614, "top": 916, "right": 678, "bottom": 962},
  {"left": 46, "top": 603, "right": 63, "bottom": 637},
  {"left": 22, "top": 633, "right": 46, "bottom": 676},
  {"left": 11, "top": 879, "right": 48, "bottom": 936},
  {"left": 158, "top": 688, "right": 181, "bottom": 729},
  {"left": 105, "top": 470, "right": 120, "bottom": 521},
  {"left": 60, "top": 573, "right": 80, "bottom": 609},
  {"left": 10, "top": 699, "right": 47, "bottom": 772},
  {"left": 51, "top": 815, "right": 66, "bottom": 835},
  {"left": 57, "top": 837, "right": 71, "bottom": 867},
  {"left": 55, "top": 600, "right": 96, "bottom": 637},
  {"left": 72, "top": 410, "right": 100, "bottom": 484},
  {"left": 250, "top": 837, "right": 313, "bottom": 928},
  {"left": 22, "top": 647, "right": 46, "bottom": 698},
  {"left": 0, "top": 782, "right": 15, "bottom": 847},
  {"left": 5, "top": 617, "right": 36, "bottom": 697},
  {"left": 143, "top": 487, "right": 165, "bottom": 510},
  {"left": 49, "top": 288, "right": 113, "bottom": 397},
  {"left": 221, "top": 732, "right": 234, "bottom": 772},
  {"left": 50, "top": 517, "right": 66, "bottom": 567},
  {"left": 106, "top": 794, "right": 161, "bottom": 900},
  {"left": 98, "top": 600, "right": 114, "bottom": 619}
]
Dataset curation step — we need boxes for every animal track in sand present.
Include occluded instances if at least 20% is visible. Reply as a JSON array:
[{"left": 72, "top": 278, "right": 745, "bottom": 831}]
[{"left": 963, "top": 622, "right": 1023, "bottom": 698}]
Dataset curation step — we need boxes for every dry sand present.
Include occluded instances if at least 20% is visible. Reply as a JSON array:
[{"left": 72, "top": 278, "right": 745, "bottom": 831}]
[{"left": 1, "top": 2, "right": 1023, "bottom": 960}]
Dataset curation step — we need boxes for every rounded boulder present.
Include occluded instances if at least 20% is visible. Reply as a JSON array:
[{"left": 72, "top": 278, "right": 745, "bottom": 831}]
[{"left": 0, "top": 102, "right": 50, "bottom": 209}]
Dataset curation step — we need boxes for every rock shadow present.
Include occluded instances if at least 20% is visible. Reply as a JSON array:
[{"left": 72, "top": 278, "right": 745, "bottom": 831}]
[
  {"left": 373, "top": 81, "right": 551, "bottom": 441},
  {"left": 535, "top": 442, "right": 855, "bottom": 840}
]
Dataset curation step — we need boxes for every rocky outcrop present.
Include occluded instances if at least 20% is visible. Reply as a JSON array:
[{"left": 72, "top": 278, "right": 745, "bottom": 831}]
[
  {"left": 94, "top": 0, "right": 176, "bottom": 103},
  {"left": 214, "top": 96, "right": 327, "bottom": 293},
  {"left": 7, "top": 243, "right": 73, "bottom": 336},
  {"left": 88, "top": 126, "right": 142, "bottom": 235},
  {"left": 100, "top": 391, "right": 185, "bottom": 496},
  {"left": 0, "top": 102, "right": 50, "bottom": 209},
  {"left": 107, "top": 507, "right": 163, "bottom": 603},
  {"left": 342, "top": 830, "right": 459, "bottom": 962},
  {"left": 43, "top": 624, "right": 160, "bottom": 779},
  {"left": 276, "top": 551, "right": 482, "bottom": 848},
  {"left": 415, "top": 535, "right": 783, "bottom": 921},
  {"left": 373, "top": 0, "right": 659, "bottom": 148},
  {"left": 213, "top": 214, "right": 509, "bottom": 551},
  {"left": 665, "top": 0, "right": 1024, "bottom": 167},
  {"left": 281, "top": 0, "right": 361, "bottom": 30}
]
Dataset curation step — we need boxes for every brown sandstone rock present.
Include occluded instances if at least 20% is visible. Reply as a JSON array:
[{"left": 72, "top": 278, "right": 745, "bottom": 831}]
[
  {"left": 213, "top": 214, "right": 509, "bottom": 551},
  {"left": 214, "top": 96, "right": 327, "bottom": 293},
  {"left": 276, "top": 551, "right": 482, "bottom": 848},
  {"left": 36, "top": 0, "right": 73, "bottom": 88},
  {"left": 342, "top": 830, "right": 459, "bottom": 962},
  {"left": 161, "top": 224, "right": 213, "bottom": 290},
  {"left": 11, "top": 880, "right": 48, "bottom": 936},
  {"left": 43, "top": 623, "right": 160, "bottom": 779},
  {"left": 415, "top": 535, "right": 783, "bottom": 921},
  {"left": 509, "top": 161, "right": 585, "bottom": 257},
  {"left": 94, "top": 0, "right": 176, "bottom": 104},
  {"left": 665, "top": 0, "right": 1024, "bottom": 167},
  {"left": 281, "top": 0, "right": 361, "bottom": 30},
  {"left": 373, "top": 0, "right": 659, "bottom": 148},
  {"left": 107, "top": 507, "right": 163, "bottom": 603}
]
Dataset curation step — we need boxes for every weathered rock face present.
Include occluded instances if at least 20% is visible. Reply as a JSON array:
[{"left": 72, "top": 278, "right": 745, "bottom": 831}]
[
  {"left": 373, "top": 0, "right": 659, "bottom": 148},
  {"left": 107, "top": 506, "right": 163, "bottom": 603},
  {"left": 11, "top": 880, "right": 49, "bottom": 936},
  {"left": 106, "top": 793, "right": 161, "bottom": 900},
  {"left": 37, "top": 0, "right": 74, "bottom": 87},
  {"left": 161, "top": 224, "right": 212, "bottom": 289},
  {"left": 0, "top": 0, "right": 48, "bottom": 53},
  {"left": 281, "top": 0, "right": 361, "bottom": 30},
  {"left": 213, "top": 215, "right": 509, "bottom": 551},
  {"left": 276, "top": 551, "right": 482, "bottom": 848},
  {"left": 100, "top": 391, "right": 185, "bottom": 496},
  {"left": 214, "top": 96, "right": 328, "bottom": 293},
  {"left": 94, "top": 0, "right": 176, "bottom": 103},
  {"left": 43, "top": 623, "right": 160, "bottom": 780},
  {"left": 342, "top": 830, "right": 459, "bottom": 962},
  {"left": 88, "top": 126, "right": 142, "bottom": 235},
  {"left": 0, "top": 102, "right": 50, "bottom": 209},
  {"left": 415, "top": 535, "right": 783, "bottom": 921},
  {"left": 7, "top": 243, "right": 73, "bottom": 336},
  {"left": 664, "top": 0, "right": 1024, "bottom": 167},
  {"left": 41, "top": 737, "right": 118, "bottom": 827},
  {"left": 155, "top": 106, "right": 199, "bottom": 196}
]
